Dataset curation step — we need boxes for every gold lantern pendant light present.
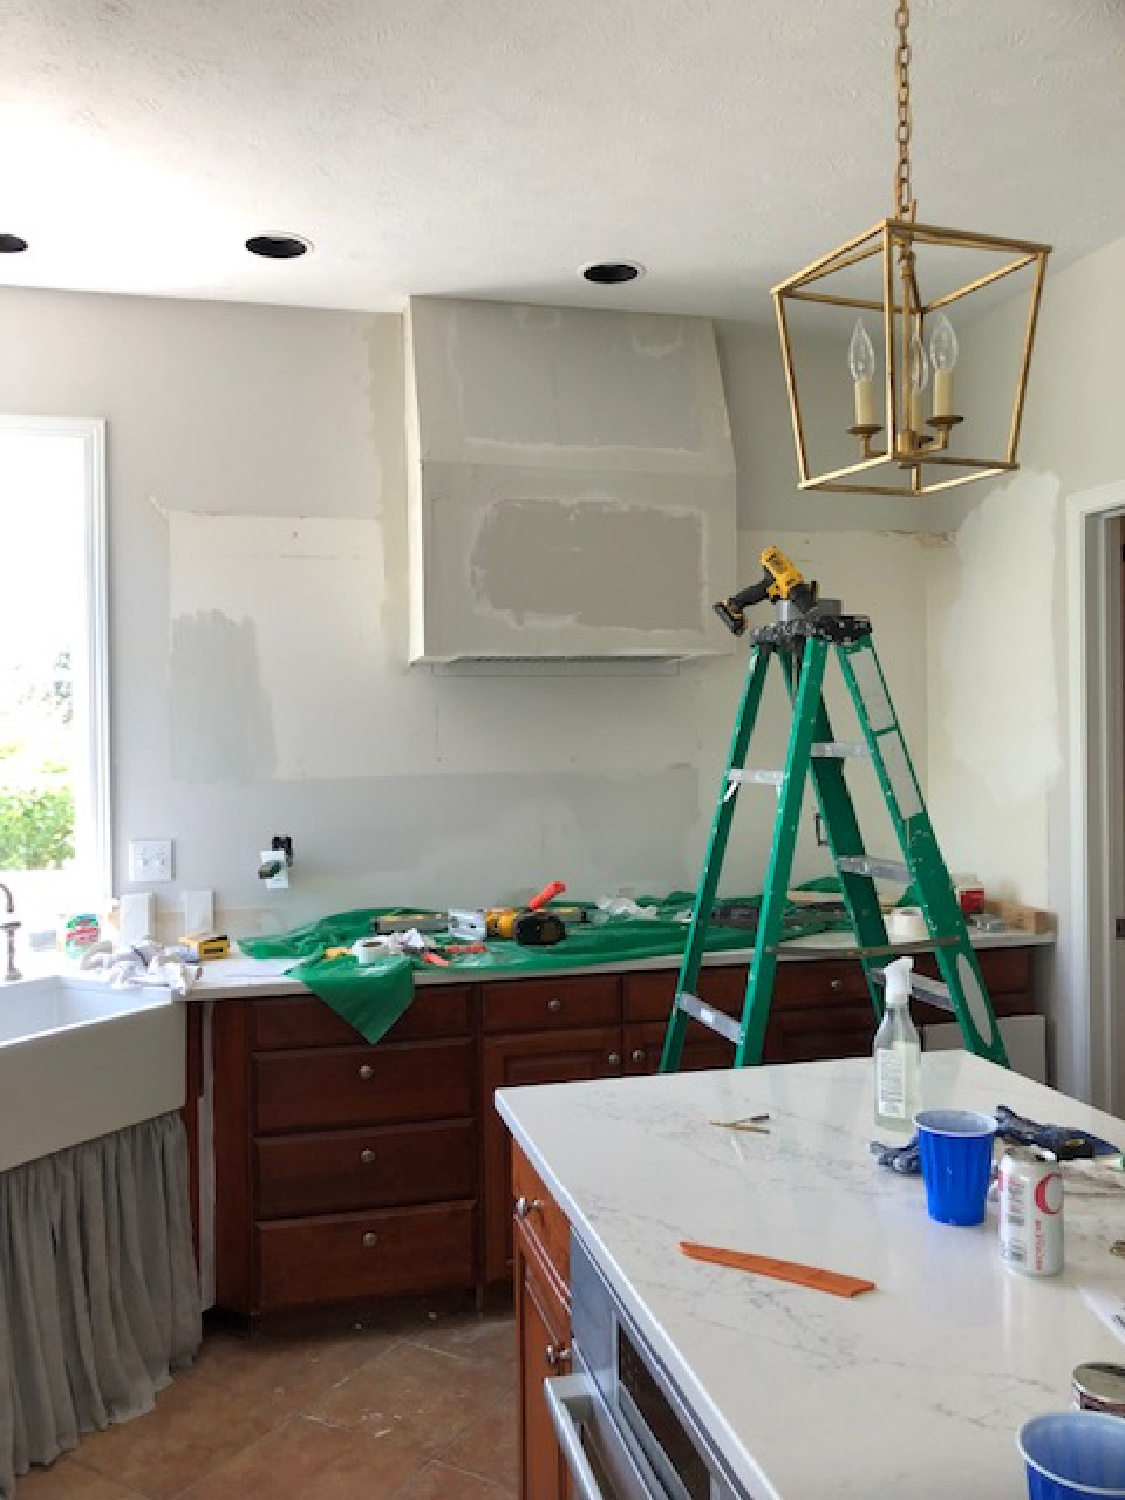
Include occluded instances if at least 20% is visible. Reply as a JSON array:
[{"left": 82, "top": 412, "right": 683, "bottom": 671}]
[{"left": 772, "top": 1, "right": 1051, "bottom": 497}]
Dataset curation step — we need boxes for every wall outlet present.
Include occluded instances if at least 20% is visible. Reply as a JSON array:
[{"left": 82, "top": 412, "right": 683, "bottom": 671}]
[
  {"left": 128, "top": 838, "right": 174, "bottom": 883},
  {"left": 259, "top": 850, "right": 289, "bottom": 891}
]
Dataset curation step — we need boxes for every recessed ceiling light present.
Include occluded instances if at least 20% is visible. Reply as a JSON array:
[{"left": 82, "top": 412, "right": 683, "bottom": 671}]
[
  {"left": 0, "top": 234, "right": 29, "bottom": 254},
  {"left": 245, "top": 233, "right": 312, "bottom": 260},
  {"left": 581, "top": 261, "right": 645, "bottom": 285}
]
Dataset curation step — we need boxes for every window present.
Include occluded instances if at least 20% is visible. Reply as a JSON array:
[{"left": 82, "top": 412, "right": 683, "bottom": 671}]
[{"left": 0, "top": 418, "right": 109, "bottom": 939}]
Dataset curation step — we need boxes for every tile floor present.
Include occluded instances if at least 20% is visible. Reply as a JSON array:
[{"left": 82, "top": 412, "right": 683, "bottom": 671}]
[{"left": 16, "top": 1303, "right": 518, "bottom": 1499}]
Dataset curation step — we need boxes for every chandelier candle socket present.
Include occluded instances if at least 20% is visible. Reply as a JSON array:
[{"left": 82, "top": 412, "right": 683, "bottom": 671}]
[{"left": 772, "top": 0, "right": 1051, "bottom": 497}]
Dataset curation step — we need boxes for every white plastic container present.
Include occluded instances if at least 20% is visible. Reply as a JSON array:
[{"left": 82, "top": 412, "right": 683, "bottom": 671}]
[{"left": 873, "top": 955, "right": 921, "bottom": 1133}]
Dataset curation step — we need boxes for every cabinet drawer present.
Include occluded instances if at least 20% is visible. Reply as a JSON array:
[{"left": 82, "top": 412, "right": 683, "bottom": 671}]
[
  {"left": 255, "top": 1119, "right": 475, "bottom": 1219},
  {"left": 763, "top": 1004, "right": 875, "bottom": 1064},
  {"left": 623, "top": 1021, "right": 733, "bottom": 1075},
  {"left": 772, "top": 959, "right": 872, "bottom": 1008},
  {"left": 257, "top": 1201, "right": 476, "bottom": 1311},
  {"left": 482, "top": 976, "right": 620, "bottom": 1034},
  {"left": 622, "top": 966, "right": 747, "bottom": 1024},
  {"left": 253, "top": 1037, "right": 473, "bottom": 1133},
  {"left": 512, "top": 1145, "right": 569, "bottom": 1291},
  {"left": 250, "top": 987, "right": 473, "bottom": 1049}
]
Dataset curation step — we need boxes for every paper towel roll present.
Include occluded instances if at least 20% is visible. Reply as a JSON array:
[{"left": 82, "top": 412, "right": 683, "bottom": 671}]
[{"left": 887, "top": 906, "right": 928, "bottom": 943}]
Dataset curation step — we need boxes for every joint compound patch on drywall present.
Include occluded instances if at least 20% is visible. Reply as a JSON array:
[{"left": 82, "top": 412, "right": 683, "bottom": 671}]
[
  {"left": 469, "top": 499, "right": 702, "bottom": 630},
  {"left": 171, "top": 610, "right": 277, "bottom": 783},
  {"left": 937, "top": 471, "right": 1062, "bottom": 801},
  {"left": 168, "top": 512, "right": 387, "bottom": 781}
]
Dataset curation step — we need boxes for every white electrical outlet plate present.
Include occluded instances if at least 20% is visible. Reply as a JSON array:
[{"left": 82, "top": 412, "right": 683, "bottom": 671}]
[
  {"left": 260, "top": 850, "right": 289, "bottom": 891},
  {"left": 128, "top": 838, "right": 174, "bottom": 883}
]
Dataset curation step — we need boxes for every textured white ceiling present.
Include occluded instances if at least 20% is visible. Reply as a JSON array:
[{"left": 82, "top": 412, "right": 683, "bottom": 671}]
[{"left": 1, "top": 0, "right": 1123, "bottom": 319}]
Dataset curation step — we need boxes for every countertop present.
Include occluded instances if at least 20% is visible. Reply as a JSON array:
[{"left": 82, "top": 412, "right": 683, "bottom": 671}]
[
  {"left": 496, "top": 1052, "right": 1125, "bottom": 1500},
  {"left": 182, "top": 928, "right": 1050, "bottom": 1001}
]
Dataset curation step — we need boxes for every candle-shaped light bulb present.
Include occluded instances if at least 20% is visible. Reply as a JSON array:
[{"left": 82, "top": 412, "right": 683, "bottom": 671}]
[
  {"left": 929, "top": 313, "right": 958, "bottom": 418},
  {"left": 907, "top": 328, "right": 929, "bottom": 433},
  {"left": 849, "top": 318, "right": 876, "bottom": 426}
]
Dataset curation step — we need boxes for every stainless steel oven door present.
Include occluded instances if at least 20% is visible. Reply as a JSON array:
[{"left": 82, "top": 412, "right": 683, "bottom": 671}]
[{"left": 547, "top": 1358, "right": 661, "bottom": 1500}]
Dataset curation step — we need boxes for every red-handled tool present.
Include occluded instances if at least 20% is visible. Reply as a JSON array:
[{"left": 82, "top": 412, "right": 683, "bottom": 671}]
[{"left": 528, "top": 880, "right": 566, "bottom": 910}]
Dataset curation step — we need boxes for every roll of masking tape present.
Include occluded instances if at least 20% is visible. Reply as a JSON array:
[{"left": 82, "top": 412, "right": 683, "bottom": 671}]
[
  {"left": 352, "top": 938, "right": 384, "bottom": 966},
  {"left": 887, "top": 906, "right": 927, "bottom": 943}
]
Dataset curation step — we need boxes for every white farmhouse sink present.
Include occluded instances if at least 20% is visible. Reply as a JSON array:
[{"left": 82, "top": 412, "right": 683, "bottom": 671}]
[{"left": 0, "top": 975, "right": 185, "bottom": 1174}]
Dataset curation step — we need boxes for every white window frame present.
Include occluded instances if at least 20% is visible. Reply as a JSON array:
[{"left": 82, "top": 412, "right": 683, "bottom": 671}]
[{"left": 0, "top": 415, "right": 111, "bottom": 902}]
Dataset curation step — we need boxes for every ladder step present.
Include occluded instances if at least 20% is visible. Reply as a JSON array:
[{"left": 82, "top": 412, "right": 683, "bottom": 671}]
[
  {"left": 675, "top": 992, "right": 743, "bottom": 1045},
  {"left": 872, "top": 966, "right": 955, "bottom": 1014},
  {"left": 726, "top": 769, "right": 785, "bottom": 790},
  {"left": 768, "top": 935, "right": 959, "bottom": 960},
  {"left": 837, "top": 856, "right": 910, "bottom": 883},
  {"left": 811, "top": 741, "right": 870, "bottom": 759}
]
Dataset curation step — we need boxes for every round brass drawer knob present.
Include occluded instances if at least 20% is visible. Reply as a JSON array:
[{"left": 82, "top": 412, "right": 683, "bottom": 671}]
[
  {"left": 359, "top": 1063, "right": 374, "bottom": 1080},
  {"left": 607, "top": 1052, "right": 621, "bottom": 1067},
  {"left": 830, "top": 978, "right": 842, "bottom": 992},
  {"left": 360, "top": 1148, "right": 376, "bottom": 1164},
  {"left": 362, "top": 1232, "right": 378, "bottom": 1248},
  {"left": 631, "top": 1049, "right": 646, "bottom": 1064},
  {"left": 547, "top": 997, "right": 562, "bottom": 1013},
  {"left": 515, "top": 1196, "right": 542, "bottom": 1219}
]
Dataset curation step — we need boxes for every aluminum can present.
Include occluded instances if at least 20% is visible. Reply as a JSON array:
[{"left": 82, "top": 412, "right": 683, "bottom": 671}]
[
  {"left": 998, "top": 1146, "right": 1063, "bottom": 1276},
  {"left": 1072, "top": 1363, "right": 1125, "bottom": 1415}
]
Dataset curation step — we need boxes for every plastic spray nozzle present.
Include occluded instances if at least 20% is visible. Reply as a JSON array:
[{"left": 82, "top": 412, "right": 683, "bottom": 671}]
[{"left": 884, "top": 954, "right": 914, "bottom": 1004}]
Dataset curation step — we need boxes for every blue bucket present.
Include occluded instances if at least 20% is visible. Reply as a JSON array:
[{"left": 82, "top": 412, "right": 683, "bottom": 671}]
[{"left": 1018, "top": 1411, "right": 1125, "bottom": 1499}]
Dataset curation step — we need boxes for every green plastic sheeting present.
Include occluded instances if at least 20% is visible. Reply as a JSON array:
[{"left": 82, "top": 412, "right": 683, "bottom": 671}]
[{"left": 238, "top": 892, "right": 849, "bottom": 1045}]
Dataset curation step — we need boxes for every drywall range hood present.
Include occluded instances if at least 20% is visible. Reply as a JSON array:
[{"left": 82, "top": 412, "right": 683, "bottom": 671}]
[{"left": 404, "top": 296, "right": 737, "bottom": 663}]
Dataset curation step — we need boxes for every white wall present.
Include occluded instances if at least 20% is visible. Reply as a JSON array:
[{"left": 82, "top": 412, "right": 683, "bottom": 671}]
[
  {"left": 0, "top": 287, "right": 934, "bottom": 936},
  {"left": 921, "top": 231, "right": 1125, "bottom": 1098}
]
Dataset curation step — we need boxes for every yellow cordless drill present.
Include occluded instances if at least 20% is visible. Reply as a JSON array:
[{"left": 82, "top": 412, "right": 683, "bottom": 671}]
[{"left": 713, "top": 546, "right": 818, "bottom": 635}]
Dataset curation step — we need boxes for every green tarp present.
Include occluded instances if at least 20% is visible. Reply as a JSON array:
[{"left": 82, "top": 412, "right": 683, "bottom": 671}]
[{"left": 238, "top": 891, "right": 850, "bottom": 1044}]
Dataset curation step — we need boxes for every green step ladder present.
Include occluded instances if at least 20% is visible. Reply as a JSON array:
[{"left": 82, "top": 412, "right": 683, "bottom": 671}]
[{"left": 660, "top": 607, "right": 1008, "bottom": 1072}]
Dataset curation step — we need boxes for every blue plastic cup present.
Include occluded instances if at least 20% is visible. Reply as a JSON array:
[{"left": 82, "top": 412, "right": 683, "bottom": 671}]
[
  {"left": 914, "top": 1108, "right": 997, "bottom": 1226},
  {"left": 1018, "top": 1411, "right": 1125, "bottom": 1499}
]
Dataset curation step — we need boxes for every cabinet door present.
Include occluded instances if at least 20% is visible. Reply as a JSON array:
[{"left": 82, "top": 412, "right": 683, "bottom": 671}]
[
  {"left": 483, "top": 1027, "right": 623, "bottom": 1283},
  {"left": 516, "top": 1228, "right": 571, "bottom": 1500}
]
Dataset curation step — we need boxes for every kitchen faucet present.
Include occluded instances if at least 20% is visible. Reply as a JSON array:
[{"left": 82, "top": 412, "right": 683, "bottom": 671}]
[{"left": 0, "top": 882, "right": 21, "bottom": 982}]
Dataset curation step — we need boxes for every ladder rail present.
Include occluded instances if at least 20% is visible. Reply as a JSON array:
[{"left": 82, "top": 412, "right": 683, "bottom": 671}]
[
  {"left": 660, "top": 645, "right": 773, "bottom": 1073},
  {"left": 734, "top": 637, "right": 829, "bottom": 1067},
  {"left": 835, "top": 638, "right": 1009, "bottom": 1067}
]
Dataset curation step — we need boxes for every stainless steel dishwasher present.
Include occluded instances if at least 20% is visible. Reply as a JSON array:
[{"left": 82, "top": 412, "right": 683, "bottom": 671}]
[{"left": 546, "top": 1233, "right": 754, "bottom": 1500}]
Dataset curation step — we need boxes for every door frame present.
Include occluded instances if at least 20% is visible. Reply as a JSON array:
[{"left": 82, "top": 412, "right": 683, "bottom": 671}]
[{"left": 1066, "top": 478, "right": 1125, "bottom": 1109}]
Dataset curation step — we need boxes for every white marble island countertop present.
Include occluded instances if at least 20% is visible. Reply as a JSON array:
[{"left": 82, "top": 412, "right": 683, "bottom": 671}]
[{"left": 496, "top": 1052, "right": 1125, "bottom": 1500}]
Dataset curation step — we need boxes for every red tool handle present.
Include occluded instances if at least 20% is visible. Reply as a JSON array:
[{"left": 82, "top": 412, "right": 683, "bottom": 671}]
[{"left": 528, "top": 879, "right": 566, "bottom": 911}]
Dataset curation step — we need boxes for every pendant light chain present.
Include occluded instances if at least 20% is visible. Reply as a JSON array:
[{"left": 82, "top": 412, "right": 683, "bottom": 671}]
[{"left": 894, "top": 0, "right": 913, "bottom": 218}]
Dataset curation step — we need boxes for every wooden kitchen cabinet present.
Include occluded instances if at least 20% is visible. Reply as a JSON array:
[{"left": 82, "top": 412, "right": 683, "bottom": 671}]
[
  {"left": 481, "top": 974, "right": 623, "bottom": 1284},
  {"left": 212, "top": 986, "right": 479, "bottom": 1322},
  {"left": 513, "top": 1144, "right": 572, "bottom": 1500},
  {"left": 206, "top": 944, "right": 1039, "bottom": 1318}
]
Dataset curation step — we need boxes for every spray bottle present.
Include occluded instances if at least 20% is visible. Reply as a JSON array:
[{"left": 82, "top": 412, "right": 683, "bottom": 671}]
[{"left": 873, "top": 955, "right": 921, "bottom": 1132}]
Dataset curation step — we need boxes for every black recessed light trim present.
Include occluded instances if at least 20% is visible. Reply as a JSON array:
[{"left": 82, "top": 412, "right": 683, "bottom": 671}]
[
  {"left": 0, "top": 234, "right": 29, "bottom": 254},
  {"left": 581, "top": 261, "right": 645, "bottom": 285},
  {"left": 245, "top": 233, "right": 312, "bottom": 260}
]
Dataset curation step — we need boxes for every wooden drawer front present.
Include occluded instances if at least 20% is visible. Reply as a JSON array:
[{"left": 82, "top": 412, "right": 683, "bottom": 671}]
[
  {"left": 250, "top": 988, "right": 473, "bottom": 1050},
  {"left": 623, "top": 965, "right": 747, "bottom": 1024},
  {"left": 255, "top": 1119, "right": 475, "bottom": 1219},
  {"left": 622, "top": 1021, "right": 733, "bottom": 1076},
  {"left": 513, "top": 1145, "right": 569, "bottom": 1290},
  {"left": 257, "top": 1201, "right": 476, "bottom": 1311},
  {"left": 916, "top": 946, "right": 1032, "bottom": 998},
  {"left": 763, "top": 1005, "right": 875, "bottom": 1064},
  {"left": 254, "top": 1038, "right": 473, "bottom": 1133},
  {"left": 771, "top": 959, "right": 872, "bottom": 1008},
  {"left": 482, "top": 976, "right": 620, "bottom": 1034}
]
